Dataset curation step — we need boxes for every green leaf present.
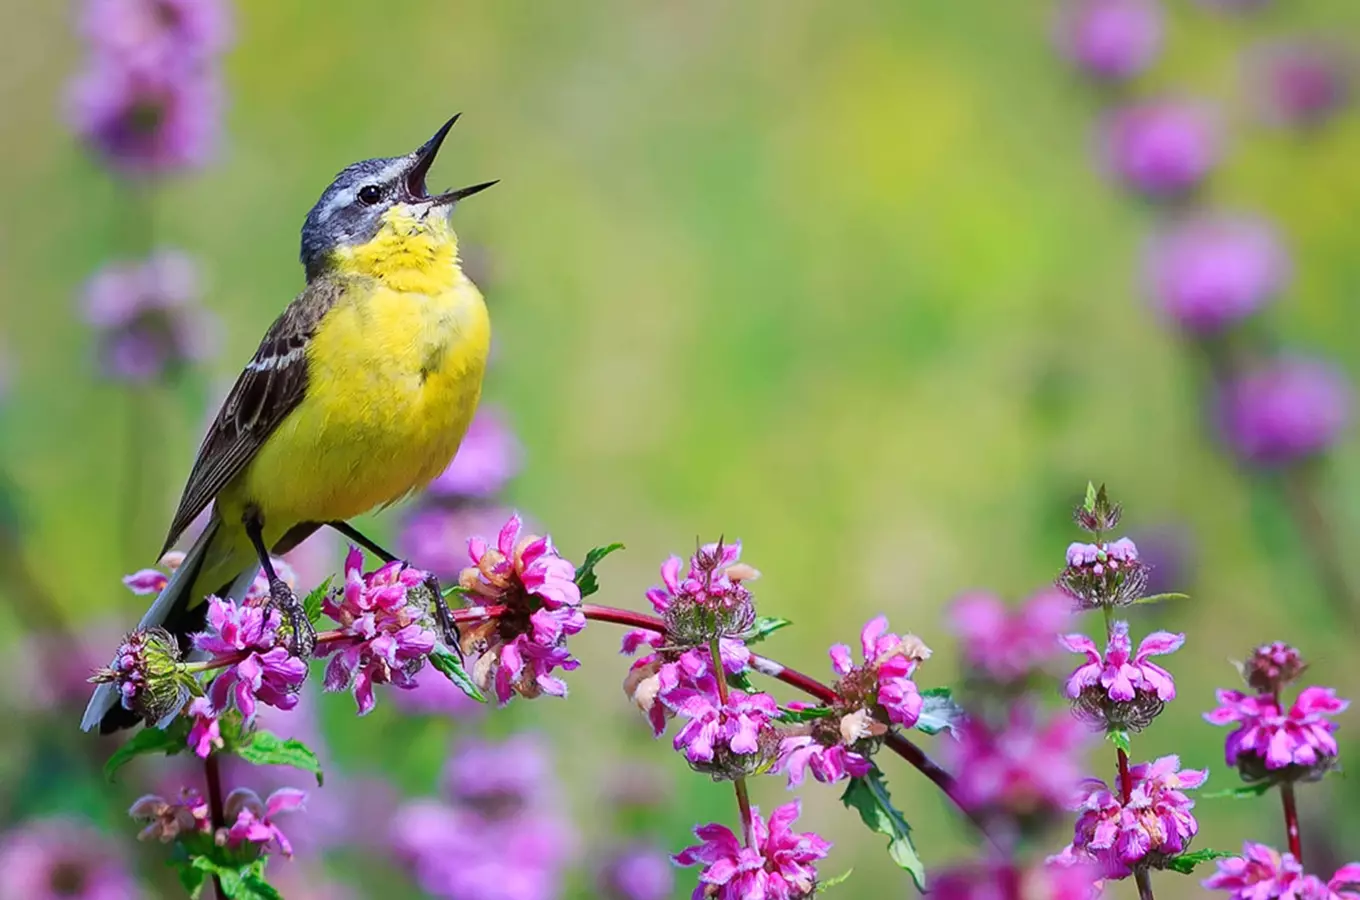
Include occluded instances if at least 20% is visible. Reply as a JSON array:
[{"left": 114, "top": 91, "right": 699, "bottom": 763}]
[
  {"left": 1164, "top": 849, "right": 1236, "bottom": 874},
  {"left": 1202, "top": 782, "right": 1273, "bottom": 800},
  {"left": 1134, "top": 592, "right": 1190, "bottom": 606},
  {"left": 817, "top": 869, "right": 853, "bottom": 893},
  {"left": 1107, "top": 730, "right": 1131, "bottom": 754},
  {"left": 104, "top": 721, "right": 187, "bottom": 781},
  {"left": 176, "top": 859, "right": 208, "bottom": 899},
  {"left": 189, "top": 857, "right": 283, "bottom": 900},
  {"left": 775, "top": 705, "right": 834, "bottom": 724},
  {"left": 1084, "top": 481, "right": 1098, "bottom": 513},
  {"left": 841, "top": 766, "right": 926, "bottom": 891},
  {"left": 916, "top": 687, "right": 966, "bottom": 737},
  {"left": 741, "top": 616, "right": 792, "bottom": 644},
  {"left": 441, "top": 583, "right": 467, "bottom": 600},
  {"left": 429, "top": 645, "right": 487, "bottom": 703},
  {"left": 301, "top": 577, "right": 331, "bottom": 626},
  {"left": 726, "top": 669, "right": 755, "bottom": 692},
  {"left": 235, "top": 730, "right": 324, "bottom": 786},
  {"left": 574, "top": 542, "right": 624, "bottom": 598}
]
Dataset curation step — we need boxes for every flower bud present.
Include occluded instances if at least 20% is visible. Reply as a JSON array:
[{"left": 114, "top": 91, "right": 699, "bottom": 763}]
[
  {"left": 1241, "top": 642, "right": 1307, "bottom": 695},
  {"left": 1058, "top": 538, "right": 1149, "bottom": 609},
  {"left": 91, "top": 627, "right": 188, "bottom": 725}
]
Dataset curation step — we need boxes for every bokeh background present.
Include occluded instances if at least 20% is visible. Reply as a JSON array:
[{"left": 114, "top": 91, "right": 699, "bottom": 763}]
[{"left": 1, "top": 1, "right": 1359, "bottom": 898}]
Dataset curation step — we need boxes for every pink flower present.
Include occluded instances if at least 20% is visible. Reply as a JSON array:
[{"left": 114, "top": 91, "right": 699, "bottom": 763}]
[
  {"left": 194, "top": 596, "right": 307, "bottom": 721},
  {"left": 185, "top": 696, "right": 222, "bottom": 758},
  {"left": 669, "top": 688, "right": 778, "bottom": 772},
  {"left": 1100, "top": 99, "right": 1221, "bottom": 198},
  {"left": 949, "top": 589, "right": 1073, "bottom": 682},
  {"left": 830, "top": 615, "right": 928, "bottom": 728},
  {"left": 128, "top": 788, "right": 211, "bottom": 843},
  {"left": 622, "top": 634, "right": 749, "bottom": 737},
  {"left": 1053, "top": 0, "right": 1163, "bottom": 82},
  {"left": 425, "top": 406, "right": 522, "bottom": 500},
  {"left": 949, "top": 704, "right": 1089, "bottom": 821},
  {"left": 1205, "top": 686, "right": 1348, "bottom": 777},
  {"left": 457, "top": 513, "right": 585, "bottom": 705},
  {"left": 933, "top": 857, "right": 1103, "bottom": 900},
  {"left": 1058, "top": 537, "right": 1150, "bottom": 608},
  {"left": 1203, "top": 840, "right": 1360, "bottom": 900},
  {"left": 1242, "top": 641, "right": 1308, "bottom": 694},
  {"left": 647, "top": 540, "right": 759, "bottom": 643},
  {"left": 1061, "top": 621, "right": 1182, "bottom": 731},
  {"left": 773, "top": 734, "right": 872, "bottom": 788},
  {"left": 674, "top": 800, "right": 831, "bottom": 900},
  {"left": 223, "top": 787, "right": 306, "bottom": 858},
  {"left": 320, "top": 549, "right": 438, "bottom": 715},
  {"left": 1063, "top": 755, "right": 1207, "bottom": 879},
  {"left": 598, "top": 844, "right": 674, "bottom": 900}
]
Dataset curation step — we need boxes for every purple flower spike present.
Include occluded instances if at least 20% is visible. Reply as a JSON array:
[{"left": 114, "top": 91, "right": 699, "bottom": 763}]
[
  {"left": 675, "top": 800, "right": 830, "bottom": 900},
  {"left": 1053, "top": 0, "right": 1163, "bottom": 82},
  {"left": 194, "top": 596, "right": 307, "bottom": 721},
  {"left": 1062, "top": 755, "right": 1207, "bottom": 879},
  {"left": 1061, "top": 621, "right": 1183, "bottom": 731},
  {"left": 1217, "top": 357, "right": 1351, "bottom": 466},
  {"left": 1205, "top": 685, "right": 1348, "bottom": 781},
  {"left": 1100, "top": 99, "right": 1221, "bottom": 198},
  {"left": 669, "top": 688, "right": 779, "bottom": 778},
  {"left": 320, "top": 549, "right": 438, "bottom": 715},
  {"left": 1146, "top": 212, "right": 1290, "bottom": 335},
  {"left": 0, "top": 817, "right": 140, "bottom": 900}
]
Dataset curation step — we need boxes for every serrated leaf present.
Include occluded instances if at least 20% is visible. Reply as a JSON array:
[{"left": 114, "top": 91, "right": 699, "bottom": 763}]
[
  {"left": 429, "top": 645, "right": 487, "bottom": 703},
  {"left": 1134, "top": 592, "right": 1190, "bottom": 606},
  {"left": 916, "top": 687, "right": 966, "bottom": 737},
  {"left": 1164, "top": 849, "right": 1236, "bottom": 874},
  {"left": 817, "top": 869, "right": 853, "bottom": 892},
  {"left": 1201, "top": 782, "right": 1273, "bottom": 800},
  {"left": 775, "top": 705, "right": 834, "bottom": 724},
  {"left": 741, "top": 616, "right": 792, "bottom": 644},
  {"left": 841, "top": 766, "right": 925, "bottom": 891},
  {"left": 1107, "top": 730, "right": 1131, "bottom": 754},
  {"left": 301, "top": 577, "right": 331, "bottom": 626},
  {"left": 189, "top": 857, "right": 284, "bottom": 900},
  {"left": 574, "top": 542, "right": 624, "bottom": 598},
  {"left": 104, "top": 721, "right": 187, "bottom": 781},
  {"left": 235, "top": 730, "right": 324, "bottom": 786},
  {"left": 1084, "top": 482, "right": 1098, "bottom": 513}
]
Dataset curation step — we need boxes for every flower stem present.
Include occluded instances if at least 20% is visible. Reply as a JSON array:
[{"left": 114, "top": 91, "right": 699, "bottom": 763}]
[
  {"left": 1281, "top": 781, "right": 1303, "bottom": 863},
  {"left": 579, "top": 603, "right": 979, "bottom": 837},
  {"left": 204, "top": 752, "right": 227, "bottom": 900},
  {"left": 1117, "top": 747, "right": 1133, "bottom": 805},
  {"left": 1135, "top": 869, "right": 1156, "bottom": 900},
  {"left": 710, "top": 637, "right": 756, "bottom": 844}
]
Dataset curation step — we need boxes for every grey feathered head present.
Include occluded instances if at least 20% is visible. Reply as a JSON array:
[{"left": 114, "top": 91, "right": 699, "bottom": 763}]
[{"left": 299, "top": 116, "right": 496, "bottom": 279}]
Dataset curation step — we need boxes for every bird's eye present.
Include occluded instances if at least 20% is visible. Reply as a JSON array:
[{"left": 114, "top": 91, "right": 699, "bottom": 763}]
[{"left": 357, "top": 184, "right": 384, "bottom": 205}]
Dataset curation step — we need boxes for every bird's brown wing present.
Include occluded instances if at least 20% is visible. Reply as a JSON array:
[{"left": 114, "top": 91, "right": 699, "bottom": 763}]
[{"left": 161, "top": 278, "right": 346, "bottom": 554}]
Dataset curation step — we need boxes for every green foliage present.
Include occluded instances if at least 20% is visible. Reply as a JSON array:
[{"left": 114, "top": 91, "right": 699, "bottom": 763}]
[
  {"left": 1084, "top": 481, "right": 1098, "bottom": 513},
  {"left": 429, "top": 645, "right": 487, "bottom": 703},
  {"left": 741, "top": 616, "right": 793, "bottom": 644},
  {"left": 915, "top": 687, "right": 965, "bottom": 737},
  {"left": 301, "top": 577, "right": 331, "bottom": 626},
  {"left": 775, "top": 705, "right": 834, "bottom": 724},
  {"left": 184, "top": 856, "right": 282, "bottom": 900},
  {"left": 1107, "top": 730, "right": 1131, "bottom": 754},
  {"left": 726, "top": 669, "right": 756, "bottom": 692},
  {"left": 1134, "top": 592, "right": 1191, "bottom": 606},
  {"left": 841, "top": 766, "right": 925, "bottom": 891},
  {"left": 574, "top": 542, "right": 624, "bottom": 598},
  {"left": 817, "top": 869, "right": 854, "bottom": 893},
  {"left": 104, "top": 720, "right": 188, "bottom": 781},
  {"left": 236, "top": 730, "right": 324, "bottom": 786},
  {"left": 1164, "top": 849, "right": 1237, "bottom": 874},
  {"left": 1202, "top": 782, "right": 1274, "bottom": 800}
]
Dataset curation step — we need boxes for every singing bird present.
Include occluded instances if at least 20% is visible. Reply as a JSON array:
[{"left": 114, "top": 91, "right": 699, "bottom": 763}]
[{"left": 82, "top": 117, "right": 495, "bottom": 734}]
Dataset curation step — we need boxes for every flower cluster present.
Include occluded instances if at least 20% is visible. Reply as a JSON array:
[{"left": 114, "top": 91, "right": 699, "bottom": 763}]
[
  {"left": 1061, "top": 620, "right": 1183, "bottom": 732},
  {"left": 129, "top": 785, "right": 303, "bottom": 860},
  {"left": 650, "top": 540, "right": 760, "bottom": 645},
  {"left": 1061, "top": 755, "right": 1208, "bottom": 879},
  {"left": 1058, "top": 537, "right": 1149, "bottom": 609},
  {"left": 670, "top": 687, "right": 780, "bottom": 779},
  {"left": 622, "top": 629, "right": 750, "bottom": 737},
  {"left": 1099, "top": 99, "right": 1221, "bottom": 199},
  {"left": 1205, "top": 644, "right": 1347, "bottom": 784},
  {"left": 933, "top": 856, "right": 1103, "bottom": 900},
  {"left": 128, "top": 788, "right": 211, "bottom": 843},
  {"left": 194, "top": 596, "right": 308, "bottom": 722},
  {"left": 674, "top": 801, "right": 831, "bottom": 900},
  {"left": 456, "top": 513, "right": 585, "bottom": 704},
  {"left": 774, "top": 616, "right": 929, "bottom": 788},
  {"left": 320, "top": 549, "right": 438, "bottom": 715},
  {"left": 391, "top": 735, "right": 577, "bottom": 900},
  {"left": 1204, "top": 841, "right": 1360, "bottom": 900},
  {"left": 949, "top": 589, "right": 1072, "bottom": 685},
  {"left": 68, "top": 0, "right": 230, "bottom": 174},
  {"left": 1216, "top": 358, "right": 1351, "bottom": 467},
  {"left": 89, "top": 625, "right": 186, "bottom": 726},
  {"left": 1053, "top": 0, "right": 1163, "bottom": 83},
  {"left": 0, "top": 817, "right": 140, "bottom": 900}
]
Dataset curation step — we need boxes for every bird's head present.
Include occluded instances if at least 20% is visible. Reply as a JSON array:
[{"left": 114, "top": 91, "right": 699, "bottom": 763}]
[{"left": 299, "top": 116, "right": 495, "bottom": 281}]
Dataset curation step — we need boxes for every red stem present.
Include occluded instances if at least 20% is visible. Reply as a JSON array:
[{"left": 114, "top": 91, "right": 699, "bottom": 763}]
[
  {"left": 1117, "top": 747, "right": 1133, "bottom": 804},
  {"left": 709, "top": 638, "right": 756, "bottom": 845},
  {"left": 579, "top": 602, "right": 978, "bottom": 833},
  {"left": 204, "top": 753, "right": 227, "bottom": 900},
  {"left": 1281, "top": 782, "right": 1302, "bottom": 863}
]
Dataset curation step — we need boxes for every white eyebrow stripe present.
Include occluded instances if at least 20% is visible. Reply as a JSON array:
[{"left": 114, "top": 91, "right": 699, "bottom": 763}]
[
  {"left": 246, "top": 346, "right": 306, "bottom": 372},
  {"left": 315, "top": 158, "right": 411, "bottom": 222},
  {"left": 316, "top": 186, "right": 357, "bottom": 222}
]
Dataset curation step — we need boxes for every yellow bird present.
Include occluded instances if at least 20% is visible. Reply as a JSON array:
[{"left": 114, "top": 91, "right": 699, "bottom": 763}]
[{"left": 83, "top": 116, "right": 495, "bottom": 734}]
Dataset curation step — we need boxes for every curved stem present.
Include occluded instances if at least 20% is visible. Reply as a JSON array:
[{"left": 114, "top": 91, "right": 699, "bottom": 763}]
[{"left": 579, "top": 602, "right": 975, "bottom": 833}]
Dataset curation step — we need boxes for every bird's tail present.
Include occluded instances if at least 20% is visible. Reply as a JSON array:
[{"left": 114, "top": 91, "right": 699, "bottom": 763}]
[{"left": 81, "top": 514, "right": 259, "bottom": 734}]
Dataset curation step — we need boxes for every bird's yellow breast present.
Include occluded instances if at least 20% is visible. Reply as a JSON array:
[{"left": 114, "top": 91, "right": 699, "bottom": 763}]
[{"left": 238, "top": 276, "right": 490, "bottom": 527}]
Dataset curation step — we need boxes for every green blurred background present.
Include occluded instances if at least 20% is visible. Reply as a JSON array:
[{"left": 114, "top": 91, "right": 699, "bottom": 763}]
[{"left": 2, "top": 1, "right": 1359, "bottom": 898}]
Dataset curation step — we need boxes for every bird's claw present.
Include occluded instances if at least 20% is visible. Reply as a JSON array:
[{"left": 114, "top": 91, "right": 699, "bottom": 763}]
[
  {"left": 423, "top": 572, "right": 462, "bottom": 655},
  {"left": 269, "top": 579, "right": 316, "bottom": 659}
]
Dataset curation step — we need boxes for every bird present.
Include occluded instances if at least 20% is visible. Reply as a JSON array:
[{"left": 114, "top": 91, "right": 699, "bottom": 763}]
[{"left": 82, "top": 116, "right": 496, "bottom": 734}]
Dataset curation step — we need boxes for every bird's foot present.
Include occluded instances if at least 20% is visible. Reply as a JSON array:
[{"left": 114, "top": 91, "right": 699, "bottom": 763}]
[
  {"left": 270, "top": 579, "right": 316, "bottom": 659},
  {"left": 421, "top": 572, "right": 462, "bottom": 655}
]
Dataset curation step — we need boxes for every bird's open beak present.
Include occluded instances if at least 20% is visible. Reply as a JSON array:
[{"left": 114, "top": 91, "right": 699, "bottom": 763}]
[{"left": 406, "top": 115, "right": 498, "bottom": 206}]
